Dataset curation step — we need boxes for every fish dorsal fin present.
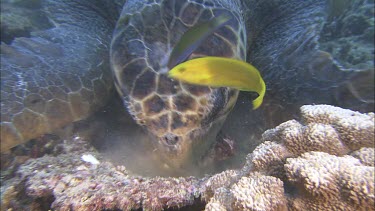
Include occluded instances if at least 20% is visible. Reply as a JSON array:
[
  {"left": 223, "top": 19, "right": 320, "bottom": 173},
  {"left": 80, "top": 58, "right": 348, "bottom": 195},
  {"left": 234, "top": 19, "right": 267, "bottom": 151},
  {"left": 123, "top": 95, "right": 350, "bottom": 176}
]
[{"left": 167, "top": 13, "right": 232, "bottom": 69}]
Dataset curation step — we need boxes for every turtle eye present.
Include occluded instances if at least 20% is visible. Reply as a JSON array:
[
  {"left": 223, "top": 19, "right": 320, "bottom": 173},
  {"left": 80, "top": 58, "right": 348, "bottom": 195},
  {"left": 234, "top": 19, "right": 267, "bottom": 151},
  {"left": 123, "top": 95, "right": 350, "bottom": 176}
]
[{"left": 162, "top": 134, "right": 180, "bottom": 145}]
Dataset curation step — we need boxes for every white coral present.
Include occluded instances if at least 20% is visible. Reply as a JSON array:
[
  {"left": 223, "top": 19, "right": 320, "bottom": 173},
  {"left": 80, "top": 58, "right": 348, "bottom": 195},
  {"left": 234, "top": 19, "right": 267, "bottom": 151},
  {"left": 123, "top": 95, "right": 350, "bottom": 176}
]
[
  {"left": 231, "top": 173, "right": 286, "bottom": 211},
  {"left": 285, "top": 151, "right": 375, "bottom": 210}
]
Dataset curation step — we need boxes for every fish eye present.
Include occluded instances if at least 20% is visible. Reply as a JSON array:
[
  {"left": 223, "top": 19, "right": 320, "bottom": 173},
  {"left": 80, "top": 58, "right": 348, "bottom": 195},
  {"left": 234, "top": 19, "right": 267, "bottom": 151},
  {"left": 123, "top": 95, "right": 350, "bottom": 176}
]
[{"left": 178, "top": 67, "right": 186, "bottom": 73}]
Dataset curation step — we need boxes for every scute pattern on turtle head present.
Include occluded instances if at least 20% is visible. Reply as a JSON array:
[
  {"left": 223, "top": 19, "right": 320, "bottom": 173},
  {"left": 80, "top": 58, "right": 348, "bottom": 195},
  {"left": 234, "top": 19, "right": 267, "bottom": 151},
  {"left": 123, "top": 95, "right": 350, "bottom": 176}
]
[{"left": 110, "top": 0, "right": 246, "bottom": 167}]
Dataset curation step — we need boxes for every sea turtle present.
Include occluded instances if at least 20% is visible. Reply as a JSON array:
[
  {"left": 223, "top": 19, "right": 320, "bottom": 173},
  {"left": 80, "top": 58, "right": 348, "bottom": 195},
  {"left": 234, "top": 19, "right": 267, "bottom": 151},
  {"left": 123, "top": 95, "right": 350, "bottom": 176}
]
[{"left": 1, "top": 0, "right": 373, "bottom": 168}]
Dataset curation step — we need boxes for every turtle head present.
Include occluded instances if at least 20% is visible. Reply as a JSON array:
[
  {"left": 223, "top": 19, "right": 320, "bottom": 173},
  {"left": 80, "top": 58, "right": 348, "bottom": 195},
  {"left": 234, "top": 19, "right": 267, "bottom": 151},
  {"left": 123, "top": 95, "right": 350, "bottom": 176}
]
[
  {"left": 116, "top": 76, "right": 239, "bottom": 169},
  {"left": 145, "top": 97, "right": 236, "bottom": 169},
  {"left": 110, "top": 1, "right": 245, "bottom": 169}
]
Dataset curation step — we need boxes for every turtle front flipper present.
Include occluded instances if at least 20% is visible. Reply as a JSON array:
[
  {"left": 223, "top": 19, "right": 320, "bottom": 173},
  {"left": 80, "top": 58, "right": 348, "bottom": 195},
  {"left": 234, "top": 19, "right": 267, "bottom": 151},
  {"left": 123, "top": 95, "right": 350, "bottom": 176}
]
[{"left": 1, "top": 0, "right": 121, "bottom": 152}]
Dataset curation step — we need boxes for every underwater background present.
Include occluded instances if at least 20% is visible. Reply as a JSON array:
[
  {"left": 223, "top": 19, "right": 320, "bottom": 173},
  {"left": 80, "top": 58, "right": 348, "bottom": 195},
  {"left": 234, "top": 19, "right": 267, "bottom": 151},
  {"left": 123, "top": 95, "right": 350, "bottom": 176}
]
[{"left": 1, "top": 0, "right": 374, "bottom": 210}]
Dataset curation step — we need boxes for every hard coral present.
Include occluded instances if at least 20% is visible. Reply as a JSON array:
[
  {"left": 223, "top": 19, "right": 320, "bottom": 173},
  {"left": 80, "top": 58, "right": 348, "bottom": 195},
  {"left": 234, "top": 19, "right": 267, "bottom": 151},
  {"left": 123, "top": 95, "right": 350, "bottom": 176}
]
[
  {"left": 205, "top": 173, "right": 287, "bottom": 211},
  {"left": 246, "top": 105, "right": 374, "bottom": 177},
  {"left": 4, "top": 137, "right": 201, "bottom": 211},
  {"left": 215, "top": 105, "right": 374, "bottom": 211},
  {"left": 301, "top": 105, "right": 375, "bottom": 150},
  {"left": 205, "top": 188, "right": 233, "bottom": 211},
  {"left": 202, "top": 169, "right": 240, "bottom": 201},
  {"left": 231, "top": 173, "right": 287, "bottom": 211},
  {"left": 1, "top": 105, "right": 374, "bottom": 211},
  {"left": 285, "top": 151, "right": 374, "bottom": 210},
  {"left": 351, "top": 147, "right": 375, "bottom": 166}
]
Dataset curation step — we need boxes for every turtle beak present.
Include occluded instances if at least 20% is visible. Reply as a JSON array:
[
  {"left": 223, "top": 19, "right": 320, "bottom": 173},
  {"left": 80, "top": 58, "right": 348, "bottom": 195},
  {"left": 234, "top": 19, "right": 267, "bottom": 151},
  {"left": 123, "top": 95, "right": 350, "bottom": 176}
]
[
  {"left": 149, "top": 133, "right": 193, "bottom": 169},
  {"left": 147, "top": 112, "right": 228, "bottom": 170}
]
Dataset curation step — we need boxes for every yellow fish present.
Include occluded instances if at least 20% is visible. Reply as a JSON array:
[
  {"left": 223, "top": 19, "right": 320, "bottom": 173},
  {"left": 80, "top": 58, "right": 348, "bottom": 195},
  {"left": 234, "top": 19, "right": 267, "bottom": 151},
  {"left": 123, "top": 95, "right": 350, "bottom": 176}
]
[{"left": 168, "top": 56, "right": 266, "bottom": 109}]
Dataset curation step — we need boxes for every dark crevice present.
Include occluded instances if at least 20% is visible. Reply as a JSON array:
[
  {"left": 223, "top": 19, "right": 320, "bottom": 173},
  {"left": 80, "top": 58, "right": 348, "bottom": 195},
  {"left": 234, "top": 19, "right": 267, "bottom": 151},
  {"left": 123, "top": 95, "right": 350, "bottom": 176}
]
[
  {"left": 165, "top": 197, "right": 206, "bottom": 211},
  {"left": 33, "top": 195, "right": 56, "bottom": 211},
  {"left": 283, "top": 180, "right": 299, "bottom": 198},
  {"left": 0, "top": 27, "right": 32, "bottom": 44},
  {"left": 99, "top": 197, "right": 205, "bottom": 211},
  {"left": 2, "top": 179, "right": 55, "bottom": 210}
]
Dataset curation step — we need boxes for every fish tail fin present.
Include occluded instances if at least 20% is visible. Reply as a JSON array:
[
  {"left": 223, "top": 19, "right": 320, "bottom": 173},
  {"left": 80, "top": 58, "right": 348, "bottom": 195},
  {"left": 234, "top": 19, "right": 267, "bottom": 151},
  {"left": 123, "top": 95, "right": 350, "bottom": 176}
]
[
  {"left": 252, "top": 79, "right": 266, "bottom": 110},
  {"left": 252, "top": 96, "right": 263, "bottom": 110}
]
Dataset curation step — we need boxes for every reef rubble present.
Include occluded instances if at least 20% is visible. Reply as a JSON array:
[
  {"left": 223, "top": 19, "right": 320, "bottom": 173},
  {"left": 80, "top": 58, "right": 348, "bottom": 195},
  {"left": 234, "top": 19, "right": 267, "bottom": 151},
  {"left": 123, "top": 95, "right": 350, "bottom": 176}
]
[{"left": 1, "top": 104, "right": 374, "bottom": 210}]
